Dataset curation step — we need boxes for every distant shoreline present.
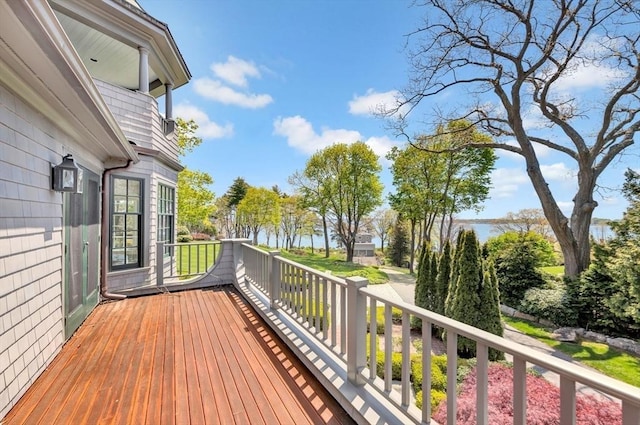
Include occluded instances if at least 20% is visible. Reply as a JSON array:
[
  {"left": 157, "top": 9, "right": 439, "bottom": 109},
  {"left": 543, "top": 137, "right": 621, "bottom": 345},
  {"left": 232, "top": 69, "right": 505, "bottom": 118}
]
[{"left": 455, "top": 218, "right": 615, "bottom": 226}]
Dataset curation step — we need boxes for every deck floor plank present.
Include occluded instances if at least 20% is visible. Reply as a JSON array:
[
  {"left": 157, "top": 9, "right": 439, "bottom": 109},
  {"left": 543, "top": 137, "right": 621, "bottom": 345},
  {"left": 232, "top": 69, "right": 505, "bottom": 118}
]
[{"left": 3, "top": 287, "right": 355, "bottom": 425}]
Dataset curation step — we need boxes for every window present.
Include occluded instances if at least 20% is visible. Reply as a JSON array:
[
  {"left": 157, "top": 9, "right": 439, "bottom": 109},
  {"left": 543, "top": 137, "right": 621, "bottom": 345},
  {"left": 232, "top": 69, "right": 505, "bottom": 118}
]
[
  {"left": 157, "top": 184, "right": 175, "bottom": 256},
  {"left": 111, "top": 176, "right": 143, "bottom": 270}
]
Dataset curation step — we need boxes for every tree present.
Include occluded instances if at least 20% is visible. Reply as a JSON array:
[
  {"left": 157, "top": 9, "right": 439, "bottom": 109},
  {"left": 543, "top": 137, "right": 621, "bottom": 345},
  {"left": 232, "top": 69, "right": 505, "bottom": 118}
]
[
  {"left": 225, "top": 177, "right": 250, "bottom": 237},
  {"left": 289, "top": 171, "right": 332, "bottom": 257},
  {"left": 485, "top": 231, "right": 557, "bottom": 268},
  {"left": 176, "top": 117, "right": 203, "bottom": 156},
  {"left": 237, "top": 187, "right": 281, "bottom": 245},
  {"left": 368, "top": 209, "right": 396, "bottom": 252},
  {"left": 175, "top": 118, "right": 215, "bottom": 232},
  {"left": 435, "top": 240, "right": 451, "bottom": 317},
  {"left": 388, "top": 217, "right": 410, "bottom": 267},
  {"left": 177, "top": 169, "right": 215, "bottom": 231},
  {"left": 391, "top": 1, "right": 640, "bottom": 277},
  {"left": 387, "top": 120, "right": 496, "bottom": 271},
  {"left": 448, "top": 230, "right": 483, "bottom": 357},
  {"left": 492, "top": 209, "right": 554, "bottom": 241},
  {"left": 300, "top": 142, "right": 383, "bottom": 262}
]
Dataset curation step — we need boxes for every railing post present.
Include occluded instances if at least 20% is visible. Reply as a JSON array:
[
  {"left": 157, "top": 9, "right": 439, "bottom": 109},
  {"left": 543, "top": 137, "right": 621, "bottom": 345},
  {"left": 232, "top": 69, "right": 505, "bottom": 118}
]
[
  {"left": 232, "top": 239, "right": 251, "bottom": 289},
  {"left": 346, "top": 276, "right": 368, "bottom": 386},
  {"left": 156, "top": 242, "right": 164, "bottom": 287},
  {"left": 269, "top": 251, "right": 281, "bottom": 308}
]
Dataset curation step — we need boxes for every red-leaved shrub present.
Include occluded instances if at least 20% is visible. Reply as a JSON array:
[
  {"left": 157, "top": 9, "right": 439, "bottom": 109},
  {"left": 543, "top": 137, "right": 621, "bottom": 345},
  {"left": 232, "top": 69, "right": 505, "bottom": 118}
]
[{"left": 433, "top": 363, "right": 622, "bottom": 425}]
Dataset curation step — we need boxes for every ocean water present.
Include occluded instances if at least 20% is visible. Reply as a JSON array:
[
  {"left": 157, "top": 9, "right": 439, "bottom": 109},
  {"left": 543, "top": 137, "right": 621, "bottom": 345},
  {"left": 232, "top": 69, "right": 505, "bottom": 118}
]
[{"left": 254, "top": 222, "right": 613, "bottom": 250}]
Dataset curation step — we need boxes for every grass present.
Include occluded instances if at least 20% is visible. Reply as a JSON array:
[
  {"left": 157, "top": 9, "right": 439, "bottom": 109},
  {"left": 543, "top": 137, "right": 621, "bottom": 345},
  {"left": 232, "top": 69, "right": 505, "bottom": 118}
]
[
  {"left": 278, "top": 249, "right": 389, "bottom": 284},
  {"left": 177, "top": 242, "right": 220, "bottom": 276},
  {"left": 504, "top": 316, "right": 640, "bottom": 387},
  {"left": 539, "top": 265, "right": 564, "bottom": 275}
]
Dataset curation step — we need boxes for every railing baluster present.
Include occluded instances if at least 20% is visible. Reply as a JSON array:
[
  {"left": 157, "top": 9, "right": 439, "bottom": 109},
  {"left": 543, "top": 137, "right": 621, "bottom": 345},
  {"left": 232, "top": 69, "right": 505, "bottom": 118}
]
[
  {"left": 476, "top": 342, "right": 489, "bottom": 425},
  {"left": 340, "top": 285, "right": 347, "bottom": 355},
  {"left": 422, "top": 322, "right": 432, "bottom": 424},
  {"left": 513, "top": 356, "right": 527, "bottom": 425},
  {"left": 384, "top": 304, "right": 392, "bottom": 392},
  {"left": 401, "top": 311, "right": 410, "bottom": 407},
  {"left": 622, "top": 400, "right": 640, "bottom": 425},
  {"left": 560, "top": 375, "right": 576, "bottom": 425},
  {"left": 369, "top": 297, "right": 377, "bottom": 380},
  {"left": 446, "top": 332, "right": 458, "bottom": 425},
  {"left": 325, "top": 278, "right": 331, "bottom": 343},
  {"left": 314, "top": 275, "right": 321, "bottom": 336}
]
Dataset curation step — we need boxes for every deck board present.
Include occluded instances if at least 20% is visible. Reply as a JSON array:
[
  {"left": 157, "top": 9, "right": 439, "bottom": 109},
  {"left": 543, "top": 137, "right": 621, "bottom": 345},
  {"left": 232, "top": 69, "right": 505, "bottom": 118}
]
[{"left": 3, "top": 287, "right": 355, "bottom": 425}]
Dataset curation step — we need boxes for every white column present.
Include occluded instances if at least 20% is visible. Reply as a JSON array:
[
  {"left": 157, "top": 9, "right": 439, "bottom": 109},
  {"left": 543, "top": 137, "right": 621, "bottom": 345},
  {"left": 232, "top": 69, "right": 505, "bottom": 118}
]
[
  {"left": 165, "top": 82, "right": 173, "bottom": 119},
  {"left": 138, "top": 46, "right": 149, "bottom": 93}
]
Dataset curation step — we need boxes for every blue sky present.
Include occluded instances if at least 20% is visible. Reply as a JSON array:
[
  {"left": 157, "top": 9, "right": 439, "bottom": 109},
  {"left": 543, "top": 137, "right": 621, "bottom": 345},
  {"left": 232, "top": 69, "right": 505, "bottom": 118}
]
[{"left": 142, "top": 0, "right": 637, "bottom": 220}]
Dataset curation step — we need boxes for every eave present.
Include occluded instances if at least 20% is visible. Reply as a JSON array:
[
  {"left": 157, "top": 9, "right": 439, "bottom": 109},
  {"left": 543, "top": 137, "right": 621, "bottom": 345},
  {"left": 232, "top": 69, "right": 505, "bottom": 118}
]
[{"left": 0, "top": 0, "right": 138, "bottom": 163}]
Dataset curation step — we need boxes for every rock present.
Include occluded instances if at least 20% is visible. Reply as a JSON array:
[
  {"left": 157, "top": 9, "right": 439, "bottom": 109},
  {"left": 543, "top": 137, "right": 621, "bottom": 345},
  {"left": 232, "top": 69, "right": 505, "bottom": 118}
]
[{"left": 552, "top": 327, "right": 578, "bottom": 342}]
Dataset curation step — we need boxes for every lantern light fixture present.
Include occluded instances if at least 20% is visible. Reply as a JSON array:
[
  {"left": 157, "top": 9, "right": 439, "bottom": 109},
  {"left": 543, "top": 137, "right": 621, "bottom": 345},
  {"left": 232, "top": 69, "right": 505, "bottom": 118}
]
[{"left": 52, "top": 154, "right": 80, "bottom": 192}]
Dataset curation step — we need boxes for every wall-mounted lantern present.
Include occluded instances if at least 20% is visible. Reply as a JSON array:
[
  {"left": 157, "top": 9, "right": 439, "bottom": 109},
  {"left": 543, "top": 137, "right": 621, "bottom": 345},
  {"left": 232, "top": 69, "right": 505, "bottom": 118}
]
[{"left": 52, "top": 154, "right": 81, "bottom": 192}]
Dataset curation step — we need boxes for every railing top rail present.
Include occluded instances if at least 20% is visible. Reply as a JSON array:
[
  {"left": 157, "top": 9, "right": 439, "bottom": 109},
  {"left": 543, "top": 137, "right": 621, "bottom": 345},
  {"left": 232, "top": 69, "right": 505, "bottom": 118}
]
[
  {"left": 162, "top": 241, "right": 220, "bottom": 248},
  {"left": 241, "top": 244, "right": 348, "bottom": 287},
  {"left": 361, "top": 286, "right": 640, "bottom": 406},
  {"left": 273, "top": 255, "right": 348, "bottom": 288},
  {"left": 241, "top": 243, "right": 267, "bottom": 254}
]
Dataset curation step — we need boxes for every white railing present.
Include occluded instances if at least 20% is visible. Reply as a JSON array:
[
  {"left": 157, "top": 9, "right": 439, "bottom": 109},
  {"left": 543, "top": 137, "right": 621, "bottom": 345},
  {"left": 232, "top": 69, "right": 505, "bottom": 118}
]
[
  {"left": 157, "top": 241, "right": 221, "bottom": 286},
  {"left": 241, "top": 244, "right": 640, "bottom": 425}
]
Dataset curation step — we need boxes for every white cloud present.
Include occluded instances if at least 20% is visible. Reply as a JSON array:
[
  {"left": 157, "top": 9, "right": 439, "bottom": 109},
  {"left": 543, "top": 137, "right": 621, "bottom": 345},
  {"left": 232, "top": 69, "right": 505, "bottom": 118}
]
[
  {"left": 540, "top": 162, "right": 575, "bottom": 183},
  {"left": 211, "top": 56, "right": 261, "bottom": 88},
  {"left": 174, "top": 103, "right": 234, "bottom": 139},
  {"left": 498, "top": 138, "right": 552, "bottom": 162},
  {"left": 555, "top": 62, "right": 628, "bottom": 92},
  {"left": 193, "top": 78, "right": 273, "bottom": 109},
  {"left": 348, "top": 89, "right": 402, "bottom": 116},
  {"left": 272, "top": 115, "right": 400, "bottom": 161},
  {"left": 557, "top": 201, "right": 574, "bottom": 213},
  {"left": 489, "top": 168, "right": 529, "bottom": 198}
]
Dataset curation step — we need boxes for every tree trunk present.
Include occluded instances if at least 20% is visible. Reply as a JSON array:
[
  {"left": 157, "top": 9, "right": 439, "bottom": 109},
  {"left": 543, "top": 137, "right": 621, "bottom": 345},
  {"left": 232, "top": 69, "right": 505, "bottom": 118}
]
[
  {"left": 322, "top": 215, "right": 330, "bottom": 258},
  {"left": 524, "top": 155, "right": 595, "bottom": 277},
  {"left": 409, "top": 218, "right": 417, "bottom": 274}
]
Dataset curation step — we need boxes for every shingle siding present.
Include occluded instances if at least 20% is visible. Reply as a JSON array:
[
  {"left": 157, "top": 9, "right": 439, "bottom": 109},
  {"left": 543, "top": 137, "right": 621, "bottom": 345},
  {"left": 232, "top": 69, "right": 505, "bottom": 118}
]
[{"left": 0, "top": 84, "right": 108, "bottom": 418}]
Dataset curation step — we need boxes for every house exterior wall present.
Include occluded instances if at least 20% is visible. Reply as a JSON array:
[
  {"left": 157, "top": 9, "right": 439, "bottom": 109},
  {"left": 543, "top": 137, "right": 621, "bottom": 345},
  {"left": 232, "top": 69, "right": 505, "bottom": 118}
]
[
  {"left": 95, "top": 80, "right": 179, "bottom": 162},
  {"left": 104, "top": 154, "right": 179, "bottom": 292},
  {"left": 0, "top": 84, "right": 104, "bottom": 418}
]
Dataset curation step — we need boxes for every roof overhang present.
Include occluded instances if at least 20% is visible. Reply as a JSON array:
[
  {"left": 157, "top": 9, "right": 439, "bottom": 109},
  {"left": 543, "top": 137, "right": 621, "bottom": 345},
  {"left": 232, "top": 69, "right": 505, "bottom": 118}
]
[
  {"left": 49, "top": 0, "right": 191, "bottom": 97},
  {"left": 0, "top": 0, "right": 138, "bottom": 163}
]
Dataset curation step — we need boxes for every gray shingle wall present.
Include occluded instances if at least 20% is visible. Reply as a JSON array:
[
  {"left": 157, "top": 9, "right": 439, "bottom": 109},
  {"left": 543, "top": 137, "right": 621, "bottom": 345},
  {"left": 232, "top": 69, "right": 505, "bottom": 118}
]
[{"left": 0, "top": 85, "right": 67, "bottom": 418}]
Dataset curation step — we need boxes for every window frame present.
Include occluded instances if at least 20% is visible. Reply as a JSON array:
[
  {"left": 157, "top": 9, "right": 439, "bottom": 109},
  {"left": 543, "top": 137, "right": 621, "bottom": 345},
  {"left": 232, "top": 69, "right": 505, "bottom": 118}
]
[
  {"left": 109, "top": 176, "right": 144, "bottom": 271},
  {"left": 157, "top": 183, "right": 175, "bottom": 257}
]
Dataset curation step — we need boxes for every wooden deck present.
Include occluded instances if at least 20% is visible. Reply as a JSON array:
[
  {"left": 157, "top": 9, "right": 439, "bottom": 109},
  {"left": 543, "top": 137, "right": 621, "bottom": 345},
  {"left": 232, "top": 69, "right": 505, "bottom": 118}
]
[{"left": 4, "top": 287, "right": 355, "bottom": 425}]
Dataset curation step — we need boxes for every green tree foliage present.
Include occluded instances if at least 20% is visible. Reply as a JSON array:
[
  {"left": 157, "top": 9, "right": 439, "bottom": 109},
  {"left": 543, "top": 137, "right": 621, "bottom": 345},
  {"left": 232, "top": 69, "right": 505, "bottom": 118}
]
[
  {"left": 569, "top": 169, "right": 640, "bottom": 338},
  {"left": 301, "top": 142, "right": 383, "bottom": 262},
  {"left": 225, "top": 177, "right": 250, "bottom": 237},
  {"left": 177, "top": 168, "right": 215, "bottom": 231},
  {"left": 413, "top": 244, "right": 431, "bottom": 329},
  {"left": 389, "top": 1, "right": 640, "bottom": 278},
  {"left": 480, "top": 261, "right": 504, "bottom": 361},
  {"left": 448, "top": 230, "right": 483, "bottom": 357},
  {"left": 175, "top": 118, "right": 215, "bottom": 232},
  {"left": 491, "top": 237, "right": 546, "bottom": 308},
  {"left": 485, "top": 231, "right": 557, "bottom": 268},
  {"left": 237, "top": 187, "right": 281, "bottom": 245},
  {"left": 387, "top": 120, "right": 496, "bottom": 270},
  {"left": 446, "top": 230, "right": 503, "bottom": 358},
  {"left": 435, "top": 240, "right": 451, "bottom": 317},
  {"left": 388, "top": 217, "right": 410, "bottom": 267},
  {"left": 175, "top": 118, "right": 202, "bottom": 156}
]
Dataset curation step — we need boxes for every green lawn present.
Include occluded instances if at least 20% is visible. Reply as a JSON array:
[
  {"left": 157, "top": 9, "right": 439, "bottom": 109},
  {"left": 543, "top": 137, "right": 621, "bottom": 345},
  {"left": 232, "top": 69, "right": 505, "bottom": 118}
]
[
  {"left": 504, "top": 316, "right": 640, "bottom": 387},
  {"left": 278, "top": 249, "right": 389, "bottom": 284},
  {"left": 539, "top": 265, "right": 564, "bottom": 275},
  {"left": 177, "top": 242, "right": 220, "bottom": 277}
]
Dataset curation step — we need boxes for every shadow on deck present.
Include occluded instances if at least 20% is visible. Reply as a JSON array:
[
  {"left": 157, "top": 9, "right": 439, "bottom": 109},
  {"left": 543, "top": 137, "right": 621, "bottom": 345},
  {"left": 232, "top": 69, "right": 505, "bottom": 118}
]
[{"left": 3, "top": 287, "right": 355, "bottom": 425}]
